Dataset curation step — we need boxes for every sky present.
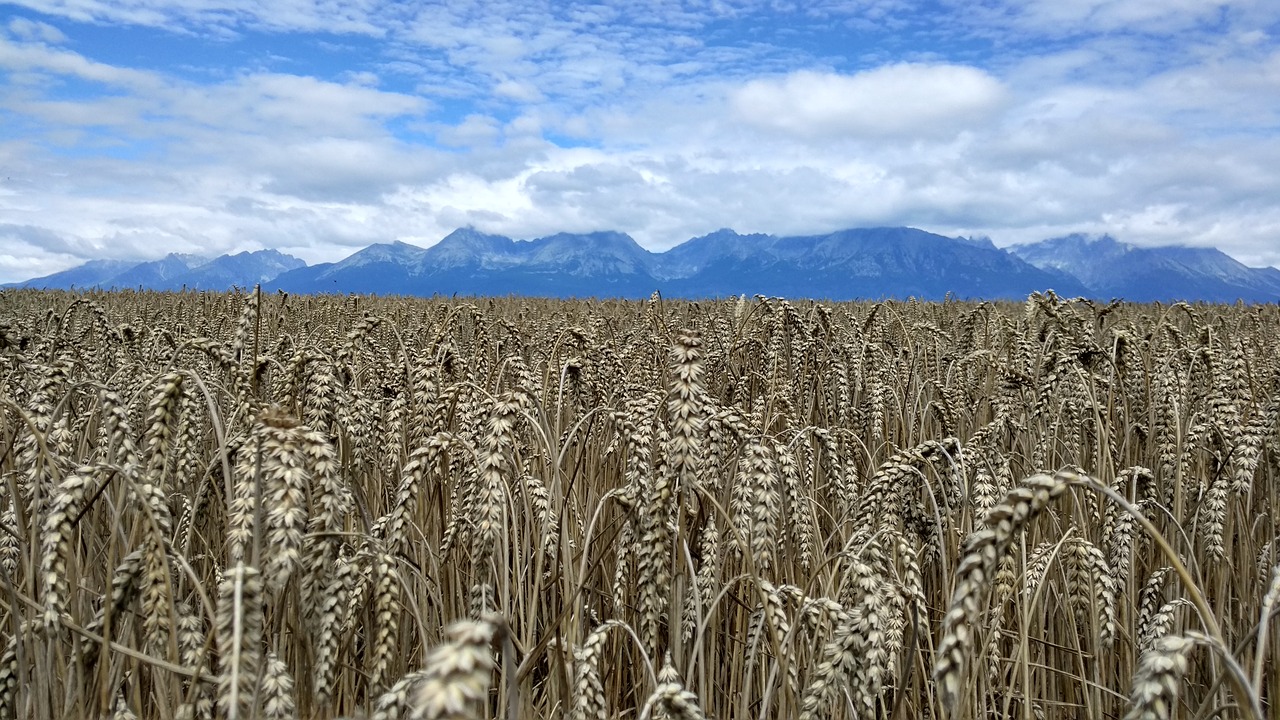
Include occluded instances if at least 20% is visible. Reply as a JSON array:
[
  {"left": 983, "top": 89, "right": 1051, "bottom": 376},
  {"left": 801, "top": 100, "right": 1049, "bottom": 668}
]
[{"left": 1, "top": 1, "right": 1279, "bottom": 282}]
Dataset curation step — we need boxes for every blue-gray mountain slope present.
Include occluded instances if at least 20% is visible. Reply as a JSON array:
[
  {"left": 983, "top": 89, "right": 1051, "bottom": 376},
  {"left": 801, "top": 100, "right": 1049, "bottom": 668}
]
[
  {"left": 154, "top": 250, "right": 305, "bottom": 291},
  {"left": 1010, "top": 234, "right": 1280, "bottom": 303},
  {"left": 270, "top": 226, "right": 1082, "bottom": 301},
  {"left": 656, "top": 227, "right": 1086, "bottom": 300},
  {"left": 269, "top": 229, "right": 662, "bottom": 298},
  {"left": 7, "top": 250, "right": 304, "bottom": 292},
  {"left": 10, "top": 259, "right": 135, "bottom": 290}
]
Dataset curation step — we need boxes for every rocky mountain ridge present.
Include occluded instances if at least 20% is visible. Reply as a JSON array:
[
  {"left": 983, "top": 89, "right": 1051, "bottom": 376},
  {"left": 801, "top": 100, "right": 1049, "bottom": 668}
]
[{"left": 10, "top": 228, "right": 1279, "bottom": 302}]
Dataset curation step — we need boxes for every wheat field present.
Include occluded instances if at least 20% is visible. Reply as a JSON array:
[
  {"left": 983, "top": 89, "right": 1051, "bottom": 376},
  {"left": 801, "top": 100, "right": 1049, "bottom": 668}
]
[{"left": 0, "top": 287, "right": 1276, "bottom": 719}]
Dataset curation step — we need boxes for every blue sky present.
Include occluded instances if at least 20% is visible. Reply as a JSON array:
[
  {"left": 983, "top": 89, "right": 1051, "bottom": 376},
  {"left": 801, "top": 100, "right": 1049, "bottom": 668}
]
[{"left": 1, "top": 0, "right": 1279, "bottom": 281}]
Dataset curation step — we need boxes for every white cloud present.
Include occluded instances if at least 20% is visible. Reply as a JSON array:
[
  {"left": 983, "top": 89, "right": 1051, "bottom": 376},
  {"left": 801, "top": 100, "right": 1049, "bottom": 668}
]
[
  {"left": 9, "top": 0, "right": 395, "bottom": 35},
  {"left": 435, "top": 114, "right": 502, "bottom": 147},
  {"left": 494, "top": 78, "right": 543, "bottom": 103},
  {"left": 344, "top": 70, "right": 380, "bottom": 86},
  {"left": 197, "top": 73, "right": 427, "bottom": 134},
  {"left": 730, "top": 65, "right": 1007, "bottom": 140},
  {"left": 0, "top": 36, "right": 161, "bottom": 89},
  {"left": 962, "top": 0, "right": 1280, "bottom": 37},
  {"left": 6, "top": 16, "right": 68, "bottom": 43}
]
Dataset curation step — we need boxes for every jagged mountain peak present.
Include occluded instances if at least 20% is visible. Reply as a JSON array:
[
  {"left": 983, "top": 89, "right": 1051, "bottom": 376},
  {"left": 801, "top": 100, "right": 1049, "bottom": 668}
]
[
  {"left": 429, "top": 228, "right": 518, "bottom": 269},
  {"left": 436, "top": 227, "right": 513, "bottom": 249},
  {"left": 958, "top": 235, "right": 998, "bottom": 249},
  {"left": 519, "top": 231, "right": 655, "bottom": 277},
  {"left": 701, "top": 227, "right": 740, "bottom": 239},
  {"left": 527, "top": 230, "right": 648, "bottom": 255},
  {"left": 335, "top": 241, "right": 427, "bottom": 267},
  {"left": 1014, "top": 233, "right": 1130, "bottom": 256},
  {"left": 168, "top": 252, "right": 212, "bottom": 266},
  {"left": 168, "top": 249, "right": 307, "bottom": 290},
  {"left": 657, "top": 227, "right": 772, "bottom": 278}
]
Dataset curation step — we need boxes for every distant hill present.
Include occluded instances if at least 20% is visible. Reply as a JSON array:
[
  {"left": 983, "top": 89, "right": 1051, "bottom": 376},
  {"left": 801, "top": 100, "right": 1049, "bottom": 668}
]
[
  {"left": 1009, "top": 234, "right": 1280, "bottom": 303},
  {"left": 107, "top": 254, "right": 210, "bottom": 289},
  {"left": 13, "top": 259, "right": 136, "bottom": 290},
  {"left": 9, "top": 227, "right": 1280, "bottom": 302},
  {"left": 10, "top": 250, "right": 304, "bottom": 292}
]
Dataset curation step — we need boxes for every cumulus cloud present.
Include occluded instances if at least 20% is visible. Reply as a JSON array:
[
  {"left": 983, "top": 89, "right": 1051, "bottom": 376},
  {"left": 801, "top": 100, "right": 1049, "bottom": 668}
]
[
  {"left": 730, "top": 65, "right": 1007, "bottom": 140},
  {"left": 6, "top": 16, "right": 67, "bottom": 43}
]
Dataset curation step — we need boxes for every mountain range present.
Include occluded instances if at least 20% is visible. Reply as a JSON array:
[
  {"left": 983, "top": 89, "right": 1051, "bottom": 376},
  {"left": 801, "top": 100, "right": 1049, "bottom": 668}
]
[{"left": 8, "top": 228, "right": 1280, "bottom": 302}]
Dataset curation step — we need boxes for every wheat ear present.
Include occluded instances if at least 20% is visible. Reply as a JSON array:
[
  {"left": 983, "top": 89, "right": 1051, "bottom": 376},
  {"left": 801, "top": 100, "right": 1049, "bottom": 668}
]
[
  {"left": 933, "top": 470, "right": 1073, "bottom": 713},
  {"left": 216, "top": 564, "right": 264, "bottom": 720}
]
